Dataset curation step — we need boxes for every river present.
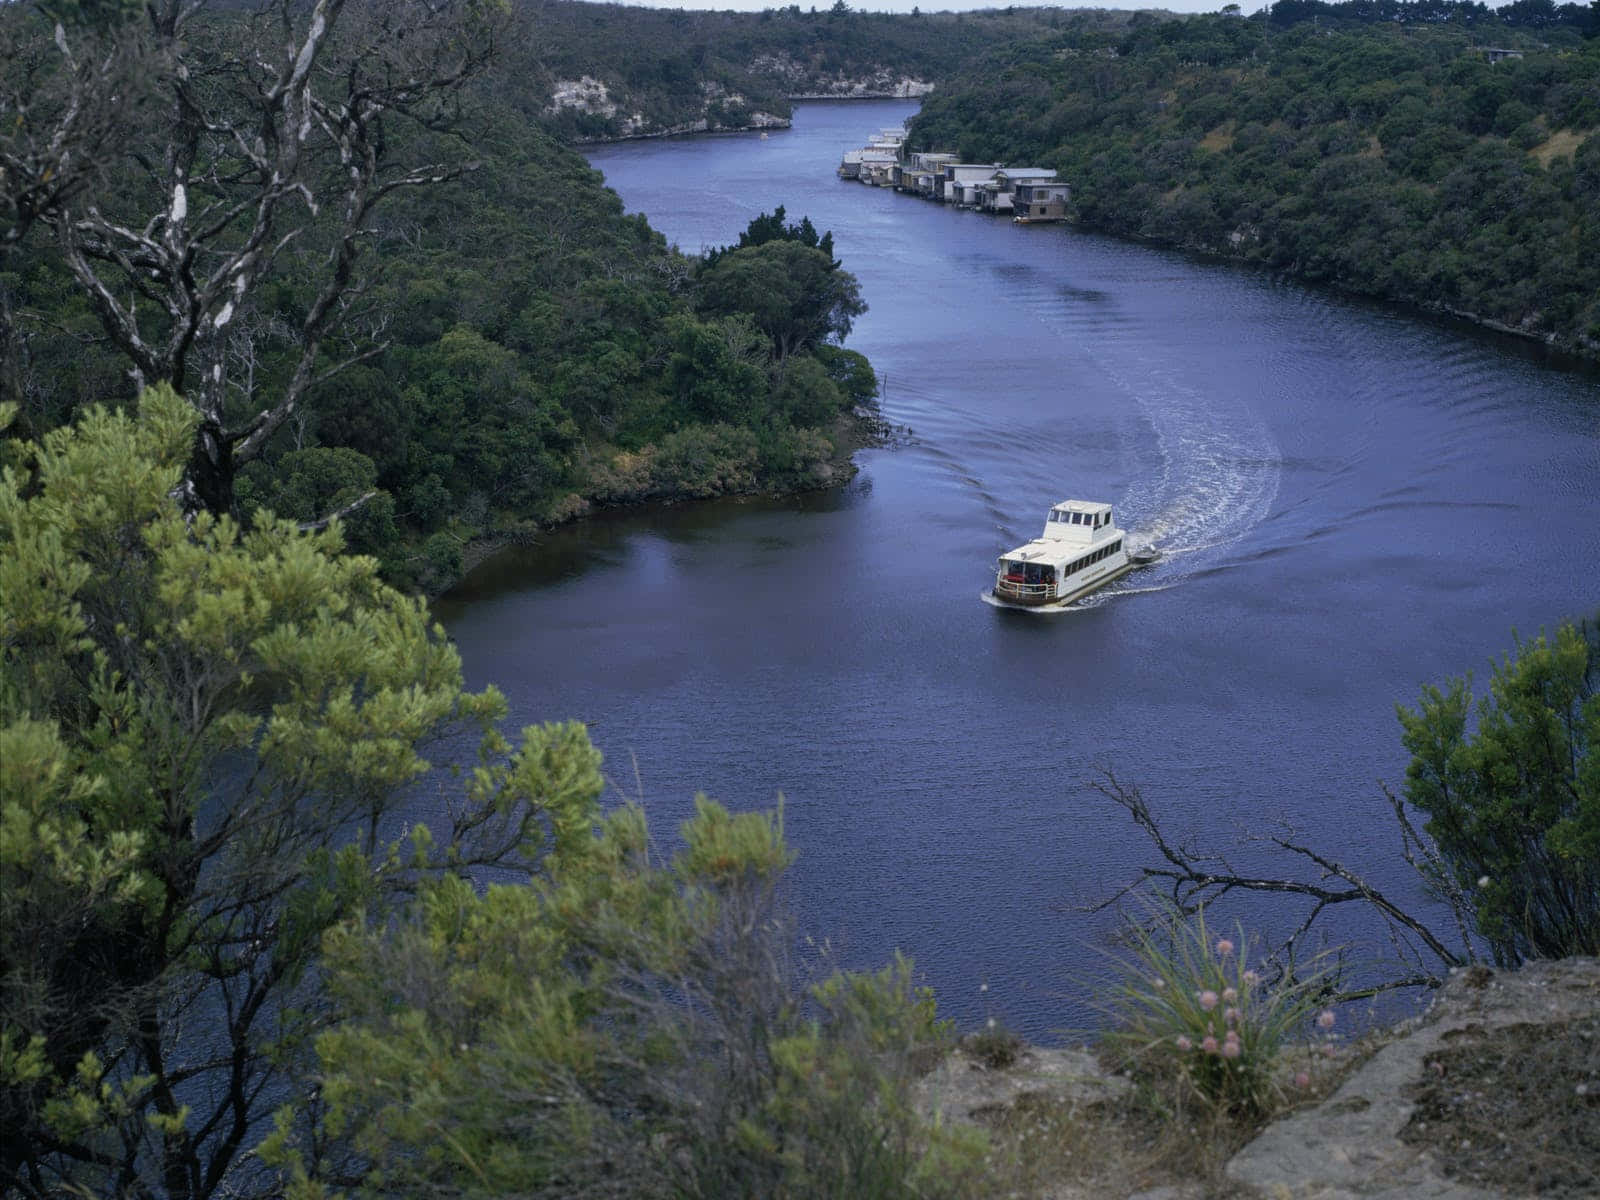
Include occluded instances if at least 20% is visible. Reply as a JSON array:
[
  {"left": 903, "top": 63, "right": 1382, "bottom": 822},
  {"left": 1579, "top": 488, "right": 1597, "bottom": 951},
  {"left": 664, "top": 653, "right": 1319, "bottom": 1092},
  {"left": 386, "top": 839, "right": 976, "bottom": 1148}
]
[{"left": 434, "top": 100, "right": 1600, "bottom": 1036}]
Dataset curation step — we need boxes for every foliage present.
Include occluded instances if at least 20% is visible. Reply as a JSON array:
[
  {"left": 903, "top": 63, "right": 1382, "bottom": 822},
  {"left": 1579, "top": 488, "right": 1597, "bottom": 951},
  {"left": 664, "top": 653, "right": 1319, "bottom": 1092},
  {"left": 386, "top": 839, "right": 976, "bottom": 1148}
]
[
  {"left": 275, "top": 797, "right": 984, "bottom": 1199},
  {"left": 1101, "top": 901, "right": 1339, "bottom": 1117},
  {"left": 705, "top": 204, "right": 837, "bottom": 266},
  {"left": 963, "top": 1021, "right": 1026, "bottom": 1070},
  {"left": 1398, "top": 616, "right": 1600, "bottom": 965},
  {"left": 515, "top": 0, "right": 1088, "bottom": 142},
  {"left": 4, "top": 34, "right": 877, "bottom": 592},
  {"left": 0, "top": 387, "right": 607, "bottom": 1200},
  {"left": 910, "top": 17, "right": 1600, "bottom": 358},
  {"left": 0, "top": 0, "right": 506, "bottom": 515},
  {"left": 697, "top": 239, "right": 867, "bottom": 361}
]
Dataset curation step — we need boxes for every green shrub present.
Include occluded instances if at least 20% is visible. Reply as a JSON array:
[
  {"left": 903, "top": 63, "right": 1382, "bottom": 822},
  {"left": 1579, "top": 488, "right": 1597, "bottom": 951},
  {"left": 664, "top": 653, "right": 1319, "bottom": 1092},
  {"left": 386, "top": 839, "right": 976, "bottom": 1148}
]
[{"left": 1398, "top": 616, "right": 1599, "bottom": 966}]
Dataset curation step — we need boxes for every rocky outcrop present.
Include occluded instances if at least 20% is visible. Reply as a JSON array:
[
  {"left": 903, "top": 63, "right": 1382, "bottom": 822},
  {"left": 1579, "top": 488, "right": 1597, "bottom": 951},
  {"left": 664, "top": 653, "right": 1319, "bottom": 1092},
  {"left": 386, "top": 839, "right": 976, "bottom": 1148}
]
[
  {"left": 749, "top": 54, "right": 933, "bottom": 99},
  {"left": 1227, "top": 958, "right": 1598, "bottom": 1200},
  {"left": 915, "top": 1045, "right": 1131, "bottom": 1127},
  {"left": 921, "top": 959, "right": 1598, "bottom": 1200},
  {"left": 546, "top": 76, "right": 791, "bottom": 141}
]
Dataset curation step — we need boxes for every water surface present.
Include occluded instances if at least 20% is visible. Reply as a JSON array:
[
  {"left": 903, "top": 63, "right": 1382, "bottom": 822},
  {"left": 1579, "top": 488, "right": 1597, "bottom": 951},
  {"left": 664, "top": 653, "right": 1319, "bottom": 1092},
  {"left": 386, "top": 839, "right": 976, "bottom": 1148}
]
[{"left": 436, "top": 101, "right": 1600, "bottom": 1036}]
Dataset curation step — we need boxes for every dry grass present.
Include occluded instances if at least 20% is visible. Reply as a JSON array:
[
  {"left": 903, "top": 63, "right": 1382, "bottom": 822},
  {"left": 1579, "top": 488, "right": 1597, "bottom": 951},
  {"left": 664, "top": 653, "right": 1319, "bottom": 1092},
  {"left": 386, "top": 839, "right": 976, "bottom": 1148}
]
[
  {"left": 1199, "top": 122, "right": 1235, "bottom": 153},
  {"left": 1530, "top": 128, "right": 1590, "bottom": 167},
  {"left": 967, "top": 1038, "right": 1378, "bottom": 1199}
]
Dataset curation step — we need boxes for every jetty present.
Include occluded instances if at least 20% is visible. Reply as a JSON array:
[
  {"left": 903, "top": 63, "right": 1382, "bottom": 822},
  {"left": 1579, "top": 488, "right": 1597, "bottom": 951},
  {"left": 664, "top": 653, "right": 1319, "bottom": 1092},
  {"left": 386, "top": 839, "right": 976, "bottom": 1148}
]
[{"left": 837, "top": 127, "right": 1069, "bottom": 222}]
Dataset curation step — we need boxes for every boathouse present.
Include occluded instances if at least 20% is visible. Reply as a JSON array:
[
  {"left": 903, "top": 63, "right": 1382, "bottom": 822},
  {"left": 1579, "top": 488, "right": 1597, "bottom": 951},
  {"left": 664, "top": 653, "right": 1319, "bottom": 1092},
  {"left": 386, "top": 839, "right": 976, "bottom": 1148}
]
[
  {"left": 1013, "top": 179, "right": 1070, "bottom": 222},
  {"left": 939, "top": 163, "right": 1002, "bottom": 203}
]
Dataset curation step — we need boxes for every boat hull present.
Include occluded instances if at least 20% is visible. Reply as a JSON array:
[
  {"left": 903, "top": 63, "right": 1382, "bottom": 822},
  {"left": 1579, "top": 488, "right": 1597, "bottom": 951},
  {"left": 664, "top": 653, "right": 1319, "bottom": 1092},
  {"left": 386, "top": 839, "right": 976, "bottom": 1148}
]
[{"left": 987, "top": 559, "right": 1137, "bottom": 611}]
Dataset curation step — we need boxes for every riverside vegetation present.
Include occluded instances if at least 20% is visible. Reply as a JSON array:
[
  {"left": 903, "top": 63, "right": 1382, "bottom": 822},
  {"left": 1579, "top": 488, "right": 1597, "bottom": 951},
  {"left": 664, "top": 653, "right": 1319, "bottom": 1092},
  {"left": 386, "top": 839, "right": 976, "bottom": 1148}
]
[
  {"left": 3, "top": 0, "right": 1597, "bottom": 1196},
  {"left": 910, "top": 4, "right": 1600, "bottom": 358}
]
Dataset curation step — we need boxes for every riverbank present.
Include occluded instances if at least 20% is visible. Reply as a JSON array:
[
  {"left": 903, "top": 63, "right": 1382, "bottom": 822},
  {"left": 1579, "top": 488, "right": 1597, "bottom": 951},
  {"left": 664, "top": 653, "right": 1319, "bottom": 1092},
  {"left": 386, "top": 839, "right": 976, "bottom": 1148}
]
[
  {"left": 438, "top": 404, "right": 887, "bottom": 595},
  {"left": 832, "top": 163, "right": 1600, "bottom": 368}
]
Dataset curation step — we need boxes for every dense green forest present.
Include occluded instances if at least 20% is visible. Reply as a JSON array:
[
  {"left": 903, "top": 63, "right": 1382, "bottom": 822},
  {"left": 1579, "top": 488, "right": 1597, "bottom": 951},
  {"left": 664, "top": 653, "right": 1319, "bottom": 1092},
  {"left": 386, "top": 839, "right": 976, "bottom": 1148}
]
[
  {"left": 910, "top": 8, "right": 1600, "bottom": 357},
  {"left": 2, "top": 0, "right": 883, "bottom": 593},
  {"left": 520, "top": 0, "right": 1080, "bottom": 140}
]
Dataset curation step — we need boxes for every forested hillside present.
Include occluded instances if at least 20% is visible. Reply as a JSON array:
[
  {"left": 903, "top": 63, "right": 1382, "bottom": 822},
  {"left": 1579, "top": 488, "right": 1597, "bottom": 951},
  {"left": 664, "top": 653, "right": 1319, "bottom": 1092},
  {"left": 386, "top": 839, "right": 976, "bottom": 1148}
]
[
  {"left": 911, "top": 9, "right": 1600, "bottom": 358},
  {"left": 517, "top": 0, "right": 1089, "bottom": 140},
  {"left": 2, "top": 0, "right": 877, "bottom": 593}
]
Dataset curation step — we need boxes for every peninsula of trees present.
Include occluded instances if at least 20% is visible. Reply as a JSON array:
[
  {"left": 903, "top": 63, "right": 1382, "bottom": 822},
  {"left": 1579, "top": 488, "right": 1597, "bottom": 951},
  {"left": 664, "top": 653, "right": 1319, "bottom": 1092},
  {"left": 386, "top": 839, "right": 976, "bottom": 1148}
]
[{"left": 3, "top": 0, "right": 877, "bottom": 594}]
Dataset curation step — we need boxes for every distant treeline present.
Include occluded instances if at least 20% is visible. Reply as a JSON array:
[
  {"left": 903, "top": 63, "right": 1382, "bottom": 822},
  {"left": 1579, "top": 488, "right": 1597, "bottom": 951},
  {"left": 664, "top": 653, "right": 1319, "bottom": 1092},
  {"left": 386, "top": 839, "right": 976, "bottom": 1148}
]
[
  {"left": 910, "top": 15, "right": 1600, "bottom": 358},
  {"left": 1265, "top": 0, "right": 1600, "bottom": 37}
]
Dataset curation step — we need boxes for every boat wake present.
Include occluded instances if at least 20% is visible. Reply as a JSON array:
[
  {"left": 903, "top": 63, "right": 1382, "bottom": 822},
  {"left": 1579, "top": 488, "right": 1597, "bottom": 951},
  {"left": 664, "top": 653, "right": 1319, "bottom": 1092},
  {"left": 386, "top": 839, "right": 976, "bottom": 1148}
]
[{"left": 1092, "top": 360, "right": 1282, "bottom": 602}]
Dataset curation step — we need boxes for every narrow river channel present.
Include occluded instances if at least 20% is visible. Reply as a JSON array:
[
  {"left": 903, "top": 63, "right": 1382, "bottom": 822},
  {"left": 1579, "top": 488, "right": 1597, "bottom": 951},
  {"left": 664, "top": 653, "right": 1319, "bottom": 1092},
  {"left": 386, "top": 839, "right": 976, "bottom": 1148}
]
[{"left": 434, "top": 100, "right": 1600, "bottom": 1036}]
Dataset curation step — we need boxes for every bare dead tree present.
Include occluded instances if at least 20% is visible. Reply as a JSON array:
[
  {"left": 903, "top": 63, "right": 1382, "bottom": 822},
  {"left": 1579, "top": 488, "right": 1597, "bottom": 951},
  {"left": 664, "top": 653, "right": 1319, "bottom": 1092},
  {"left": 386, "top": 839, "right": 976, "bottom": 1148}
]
[
  {"left": 0, "top": 9, "right": 153, "bottom": 252},
  {"left": 2, "top": 0, "right": 502, "bottom": 514},
  {"left": 1090, "top": 769, "right": 1483, "bottom": 997}
]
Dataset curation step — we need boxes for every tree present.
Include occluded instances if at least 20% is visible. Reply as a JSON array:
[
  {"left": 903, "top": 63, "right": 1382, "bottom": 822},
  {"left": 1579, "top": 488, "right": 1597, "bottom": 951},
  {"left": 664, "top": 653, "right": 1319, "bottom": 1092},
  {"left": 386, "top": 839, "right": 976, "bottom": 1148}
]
[
  {"left": 1397, "top": 617, "right": 1599, "bottom": 966},
  {"left": 274, "top": 798, "right": 985, "bottom": 1199},
  {"left": 696, "top": 241, "right": 865, "bottom": 361},
  {"left": 705, "top": 205, "right": 837, "bottom": 268},
  {"left": 0, "top": 0, "right": 504, "bottom": 516},
  {"left": 0, "top": 386, "right": 602, "bottom": 1200}
]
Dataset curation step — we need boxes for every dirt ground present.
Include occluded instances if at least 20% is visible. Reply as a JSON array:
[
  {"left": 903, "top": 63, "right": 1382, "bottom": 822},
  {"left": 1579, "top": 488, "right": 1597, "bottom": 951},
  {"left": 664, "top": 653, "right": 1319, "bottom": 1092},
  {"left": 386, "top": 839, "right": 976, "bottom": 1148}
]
[{"left": 1401, "top": 1013, "right": 1599, "bottom": 1198}]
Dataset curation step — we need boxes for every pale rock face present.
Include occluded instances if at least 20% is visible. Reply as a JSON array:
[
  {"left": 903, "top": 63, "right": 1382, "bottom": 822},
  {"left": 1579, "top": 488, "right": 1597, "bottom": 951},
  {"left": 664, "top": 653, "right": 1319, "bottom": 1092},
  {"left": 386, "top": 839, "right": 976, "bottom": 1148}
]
[
  {"left": 545, "top": 77, "right": 618, "bottom": 119},
  {"left": 747, "top": 53, "right": 932, "bottom": 98}
]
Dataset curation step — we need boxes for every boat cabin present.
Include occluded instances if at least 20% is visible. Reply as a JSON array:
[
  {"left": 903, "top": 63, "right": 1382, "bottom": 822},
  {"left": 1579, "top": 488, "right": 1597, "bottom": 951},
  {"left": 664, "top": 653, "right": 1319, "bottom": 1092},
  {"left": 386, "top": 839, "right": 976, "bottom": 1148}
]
[{"left": 1040, "top": 500, "right": 1115, "bottom": 544}]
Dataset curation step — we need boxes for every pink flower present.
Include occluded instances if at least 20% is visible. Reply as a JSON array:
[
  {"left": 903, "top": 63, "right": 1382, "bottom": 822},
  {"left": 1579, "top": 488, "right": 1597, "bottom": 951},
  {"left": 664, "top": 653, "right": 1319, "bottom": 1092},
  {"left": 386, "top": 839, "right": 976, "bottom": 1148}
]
[
  {"left": 1216, "top": 938, "right": 1235, "bottom": 956},
  {"left": 1322, "top": 1044, "right": 1338, "bottom": 1059},
  {"left": 1201, "top": 1035, "right": 1219, "bottom": 1054},
  {"left": 1221, "top": 1039, "right": 1241, "bottom": 1059},
  {"left": 1198, "top": 990, "right": 1219, "bottom": 1011},
  {"left": 1243, "top": 970, "right": 1260, "bottom": 986},
  {"left": 1317, "top": 1009, "right": 1336, "bottom": 1030},
  {"left": 1225, "top": 1006, "right": 1242, "bottom": 1025},
  {"left": 1295, "top": 1071, "right": 1311, "bottom": 1089},
  {"left": 1175, "top": 1035, "right": 1192, "bottom": 1051},
  {"left": 1222, "top": 987, "right": 1238, "bottom": 1003}
]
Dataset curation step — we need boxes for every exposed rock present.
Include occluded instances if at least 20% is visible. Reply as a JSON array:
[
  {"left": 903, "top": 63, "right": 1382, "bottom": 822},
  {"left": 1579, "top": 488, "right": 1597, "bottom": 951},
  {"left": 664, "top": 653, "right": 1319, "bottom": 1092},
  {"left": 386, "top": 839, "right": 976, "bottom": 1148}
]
[
  {"left": 1226, "top": 957, "right": 1600, "bottom": 1200},
  {"left": 546, "top": 76, "right": 618, "bottom": 119},
  {"left": 915, "top": 1044, "right": 1131, "bottom": 1127},
  {"left": 748, "top": 52, "right": 933, "bottom": 98}
]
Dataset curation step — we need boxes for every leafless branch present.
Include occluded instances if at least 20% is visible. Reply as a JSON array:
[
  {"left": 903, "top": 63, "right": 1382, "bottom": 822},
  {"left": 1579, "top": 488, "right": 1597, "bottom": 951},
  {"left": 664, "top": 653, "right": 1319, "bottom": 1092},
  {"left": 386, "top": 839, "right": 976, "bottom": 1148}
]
[{"left": 1089, "top": 769, "right": 1480, "bottom": 997}]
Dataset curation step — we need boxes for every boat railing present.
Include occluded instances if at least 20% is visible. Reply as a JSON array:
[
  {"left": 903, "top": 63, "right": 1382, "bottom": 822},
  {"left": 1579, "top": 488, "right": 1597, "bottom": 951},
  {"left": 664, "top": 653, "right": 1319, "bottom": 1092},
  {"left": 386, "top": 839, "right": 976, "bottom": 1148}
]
[{"left": 995, "top": 578, "right": 1053, "bottom": 599}]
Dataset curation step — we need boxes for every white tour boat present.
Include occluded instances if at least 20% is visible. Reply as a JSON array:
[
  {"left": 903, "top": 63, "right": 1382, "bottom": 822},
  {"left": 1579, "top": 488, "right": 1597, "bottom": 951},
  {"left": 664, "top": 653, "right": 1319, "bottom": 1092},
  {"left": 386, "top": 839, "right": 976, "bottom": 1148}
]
[{"left": 987, "top": 500, "right": 1153, "bottom": 610}]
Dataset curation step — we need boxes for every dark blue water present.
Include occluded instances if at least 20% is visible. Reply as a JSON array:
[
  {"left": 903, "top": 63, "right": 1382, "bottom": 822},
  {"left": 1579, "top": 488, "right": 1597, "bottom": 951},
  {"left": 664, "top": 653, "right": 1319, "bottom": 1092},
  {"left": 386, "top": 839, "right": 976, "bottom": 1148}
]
[{"left": 435, "top": 101, "right": 1600, "bottom": 1037}]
